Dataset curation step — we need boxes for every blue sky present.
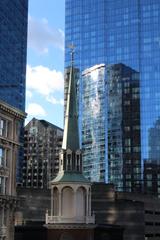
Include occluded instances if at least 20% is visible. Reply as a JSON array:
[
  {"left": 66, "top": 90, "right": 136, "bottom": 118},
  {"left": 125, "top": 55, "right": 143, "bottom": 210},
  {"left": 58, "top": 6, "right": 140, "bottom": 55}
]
[{"left": 26, "top": 0, "right": 65, "bottom": 128}]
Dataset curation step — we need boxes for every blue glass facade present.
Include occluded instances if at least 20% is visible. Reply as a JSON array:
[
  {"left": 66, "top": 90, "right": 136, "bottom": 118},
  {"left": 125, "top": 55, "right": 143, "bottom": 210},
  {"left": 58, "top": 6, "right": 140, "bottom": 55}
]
[
  {"left": 107, "top": 63, "right": 141, "bottom": 192},
  {"left": 82, "top": 64, "right": 107, "bottom": 182},
  {"left": 0, "top": 0, "right": 28, "bottom": 183},
  {"left": 0, "top": 0, "right": 28, "bottom": 111},
  {"left": 65, "top": 0, "right": 160, "bottom": 194},
  {"left": 65, "top": 0, "right": 106, "bottom": 71}
]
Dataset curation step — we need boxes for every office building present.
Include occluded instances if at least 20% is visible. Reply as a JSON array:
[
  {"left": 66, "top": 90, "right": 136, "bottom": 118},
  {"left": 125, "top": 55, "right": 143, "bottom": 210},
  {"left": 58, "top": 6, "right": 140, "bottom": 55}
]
[
  {"left": 65, "top": 0, "right": 160, "bottom": 193},
  {"left": 22, "top": 118, "right": 63, "bottom": 189},
  {"left": 81, "top": 62, "right": 141, "bottom": 189},
  {"left": 0, "top": 0, "right": 28, "bottom": 111},
  {"left": 0, "top": 0, "right": 28, "bottom": 183},
  {"left": 81, "top": 64, "right": 106, "bottom": 182},
  {"left": 107, "top": 63, "right": 141, "bottom": 192},
  {"left": 0, "top": 100, "right": 26, "bottom": 240},
  {"left": 144, "top": 118, "right": 160, "bottom": 196}
]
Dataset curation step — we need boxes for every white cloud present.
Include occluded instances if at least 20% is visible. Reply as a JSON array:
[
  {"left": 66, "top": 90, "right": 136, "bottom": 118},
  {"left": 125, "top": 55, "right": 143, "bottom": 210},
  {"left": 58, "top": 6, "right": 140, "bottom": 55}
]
[
  {"left": 26, "top": 90, "right": 32, "bottom": 98},
  {"left": 25, "top": 118, "right": 30, "bottom": 126},
  {"left": 27, "top": 103, "right": 46, "bottom": 117},
  {"left": 46, "top": 96, "right": 64, "bottom": 105},
  {"left": 26, "top": 65, "right": 64, "bottom": 96},
  {"left": 28, "top": 16, "right": 64, "bottom": 53}
]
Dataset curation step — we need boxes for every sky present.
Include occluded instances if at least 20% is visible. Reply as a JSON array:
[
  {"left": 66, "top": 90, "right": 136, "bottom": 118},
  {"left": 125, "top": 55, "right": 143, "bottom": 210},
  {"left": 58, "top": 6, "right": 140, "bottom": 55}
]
[{"left": 26, "top": 0, "right": 65, "bottom": 129}]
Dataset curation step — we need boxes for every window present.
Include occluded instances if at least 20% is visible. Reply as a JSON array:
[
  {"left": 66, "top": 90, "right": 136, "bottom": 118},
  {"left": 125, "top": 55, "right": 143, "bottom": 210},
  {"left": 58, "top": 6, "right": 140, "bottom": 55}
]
[
  {"left": 133, "top": 147, "right": 140, "bottom": 153},
  {"left": 125, "top": 139, "right": 131, "bottom": 146},
  {"left": 146, "top": 174, "right": 152, "bottom": 180},
  {"left": 76, "top": 155, "right": 80, "bottom": 171},
  {"left": 124, "top": 100, "right": 130, "bottom": 106},
  {"left": 0, "top": 177, "right": 5, "bottom": 194},
  {"left": 126, "top": 174, "right": 131, "bottom": 179},
  {"left": 145, "top": 210, "right": 153, "bottom": 214},
  {"left": 145, "top": 234, "right": 153, "bottom": 237},
  {"left": 0, "top": 119, "right": 4, "bottom": 136},
  {"left": 125, "top": 147, "right": 131, "bottom": 153},
  {"left": 126, "top": 181, "right": 131, "bottom": 187},
  {"left": 145, "top": 222, "right": 153, "bottom": 226},
  {"left": 0, "top": 148, "right": 4, "bottom": 166},
  {"left": 147, "top": 181, "right": 152, "bottom": 187},
  {"left": 124, "top": 126, "right": 130, "bottom": 131},
  {"left": 0, "top": 118, "right": 10, "bottom": 138},
  {"left": 133, "top": 125, "right": 140, "bottom": 130},
  {"left": 155, "top": 211, "right": 160, "bottom": 215},
  {"left": 67, "top": 154, "right": 71, "bottom": 170},
  {"left": 155, "top": 222, "right": 160, "bottom": 226}
]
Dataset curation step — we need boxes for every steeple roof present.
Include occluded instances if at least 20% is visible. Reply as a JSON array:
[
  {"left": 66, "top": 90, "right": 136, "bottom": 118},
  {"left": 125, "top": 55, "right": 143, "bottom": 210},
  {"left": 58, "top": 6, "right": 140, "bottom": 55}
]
[
  {"left": 62, "top": 52, "right": 79, "bottom": 151},
  {"left": 51, "top": 47, "right": 90, "bottom": 184},
  {"left": 51, "top": 172, "right": 89, "bottom": 183}
]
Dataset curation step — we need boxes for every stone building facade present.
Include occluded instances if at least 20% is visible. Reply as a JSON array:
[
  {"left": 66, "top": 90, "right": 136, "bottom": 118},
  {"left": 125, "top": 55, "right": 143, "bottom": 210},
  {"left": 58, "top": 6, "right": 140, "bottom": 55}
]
[
  {"left": 0, "top": 100, "right": 26, "bottom": 240},
  {"left": 22, "top": 118, "right": 63, "bottom": 189}
]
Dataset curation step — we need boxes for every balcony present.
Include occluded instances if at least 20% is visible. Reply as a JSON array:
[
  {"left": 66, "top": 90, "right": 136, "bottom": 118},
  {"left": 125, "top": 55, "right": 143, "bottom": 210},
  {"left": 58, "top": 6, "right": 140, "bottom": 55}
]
[{"left": 46, "top": 214, "right": 95, "bottom": 225}]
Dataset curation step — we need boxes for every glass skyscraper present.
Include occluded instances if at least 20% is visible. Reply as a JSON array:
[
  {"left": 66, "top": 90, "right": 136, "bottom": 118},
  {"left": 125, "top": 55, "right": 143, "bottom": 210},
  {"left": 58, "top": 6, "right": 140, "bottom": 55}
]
[
  {"left": 65, "top": 0, "right": 160, "bottom": 194},
  {"left": 0, "top": 0, "right": 28, "bottom": 111},
  {"left": 82, "top": 64, "right": 107, "bottom": 182},
  {"left": 107, "top": 63, "right": 141, "bottom": 192},
  {"left": 0, "top": 0, "right": 28, "bottom": 182}
]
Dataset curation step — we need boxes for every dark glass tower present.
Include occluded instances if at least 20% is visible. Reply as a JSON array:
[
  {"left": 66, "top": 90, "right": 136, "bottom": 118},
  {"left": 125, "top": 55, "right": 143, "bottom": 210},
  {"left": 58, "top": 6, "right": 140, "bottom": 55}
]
[
  {"left": 0, "top": 0, "right": 28, "bottom": 111},
  {"left": 107, "top": 63, "right": 141, "bottom": 192},
  {"left": 65, "top": 0, "right": 160, "bottom": 194},
  {"left": 0, "top": 0, "right": 28, "bottom": 182}
]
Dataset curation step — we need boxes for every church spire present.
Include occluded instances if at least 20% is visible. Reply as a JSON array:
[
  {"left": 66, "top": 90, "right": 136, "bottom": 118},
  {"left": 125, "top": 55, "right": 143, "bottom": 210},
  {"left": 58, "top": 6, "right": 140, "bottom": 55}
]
[
  {"left": 62, "top": 44, "right": 79, "bottom": 151},
  {"left": 45, "top": 45, "right": 95, "bottom": 230},
  {"left": 52, "top": 44, "right": 86, "bottom": 176}
]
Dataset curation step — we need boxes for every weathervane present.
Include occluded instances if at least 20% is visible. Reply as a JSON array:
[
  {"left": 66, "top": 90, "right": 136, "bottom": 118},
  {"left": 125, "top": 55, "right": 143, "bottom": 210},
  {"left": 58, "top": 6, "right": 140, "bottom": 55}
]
[{"left": 68, "top": 43, "right": 75, "bottom": 65}]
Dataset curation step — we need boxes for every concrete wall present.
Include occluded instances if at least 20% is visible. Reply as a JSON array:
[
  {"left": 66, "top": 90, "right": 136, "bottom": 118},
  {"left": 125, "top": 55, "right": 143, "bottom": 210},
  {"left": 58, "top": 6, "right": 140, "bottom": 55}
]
[
  {"left": 15, "top": 187, "right": 50, "bottom": 225},
  {"left": 91, "top": 183, "right": 144, "bottom": 240}
]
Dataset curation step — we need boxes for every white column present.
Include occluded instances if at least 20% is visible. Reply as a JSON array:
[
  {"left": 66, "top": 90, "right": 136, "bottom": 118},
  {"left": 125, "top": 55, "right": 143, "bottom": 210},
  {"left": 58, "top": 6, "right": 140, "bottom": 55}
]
[
  {"left": 86, "top": 190, "right": 89, "bottom": 217},
  {"left": 58, "top": 190, "right": 62, "bottom": 216},
  {"left": 73, "top": 188, "right": 77, "bottom": 217},
  {"left": 51, "top": 187, "right": 53, "bottom": 216},
  {"left": 89, "top": 190, "right": 91, "bottom": 216},
  {"left": 46, "top": 209, "right": 48, "bottom": 224}
]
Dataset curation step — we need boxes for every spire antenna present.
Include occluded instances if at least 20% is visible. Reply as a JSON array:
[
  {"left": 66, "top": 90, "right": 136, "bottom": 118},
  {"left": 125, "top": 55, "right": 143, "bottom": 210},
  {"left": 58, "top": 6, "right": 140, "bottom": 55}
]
[{"left": 68, "top": 43, "right": 75, "bottom": 66}]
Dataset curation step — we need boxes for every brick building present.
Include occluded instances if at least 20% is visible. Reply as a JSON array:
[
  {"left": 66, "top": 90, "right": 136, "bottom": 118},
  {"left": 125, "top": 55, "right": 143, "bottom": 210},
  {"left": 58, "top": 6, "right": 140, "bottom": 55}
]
[{"left": 22, "top": 118, "right": 63, "bottom": 189}]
